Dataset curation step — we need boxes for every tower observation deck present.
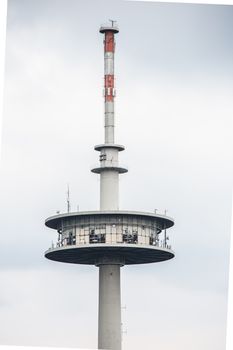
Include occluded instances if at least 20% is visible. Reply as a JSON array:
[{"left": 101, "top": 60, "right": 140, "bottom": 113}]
[{"left": 45, "top": 20, "right": 175, "bottom": 350}]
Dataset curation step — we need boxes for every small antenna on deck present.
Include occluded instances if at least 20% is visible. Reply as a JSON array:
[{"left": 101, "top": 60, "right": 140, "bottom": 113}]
[
  {"left": 164, "top": 209, "right": 168, "bottom": 247},
  {"left": 67, "top": 184, "right": 71, "bottom": 213}
]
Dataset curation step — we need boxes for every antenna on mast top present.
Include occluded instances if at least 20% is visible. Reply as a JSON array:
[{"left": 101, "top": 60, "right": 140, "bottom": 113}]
[
  {"left": 109, "top": 19, "right": 117, "bottom": 27},
  {"left": 67, "top": 184, "right": 71, "bottom": 213}
]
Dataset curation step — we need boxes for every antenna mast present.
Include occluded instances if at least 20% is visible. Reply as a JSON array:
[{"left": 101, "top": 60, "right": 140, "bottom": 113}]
[{"left": 67, "top": 184, "right": 71, "bottom": 213}]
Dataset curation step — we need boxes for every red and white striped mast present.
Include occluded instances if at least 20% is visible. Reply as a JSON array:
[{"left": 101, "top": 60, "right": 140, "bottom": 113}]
[{"left": 102, "top": 19, "right": 117, "bottom": 144}]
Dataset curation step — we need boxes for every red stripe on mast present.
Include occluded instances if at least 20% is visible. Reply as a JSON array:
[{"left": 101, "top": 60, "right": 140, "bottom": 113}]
[{"left": 104, "top": 31, "right": 115, "bottom": 52}]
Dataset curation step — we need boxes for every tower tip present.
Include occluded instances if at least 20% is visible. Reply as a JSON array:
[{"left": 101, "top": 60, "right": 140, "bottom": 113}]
[{"left": 99, "top": 19, "right": 119, "bottom": 34}]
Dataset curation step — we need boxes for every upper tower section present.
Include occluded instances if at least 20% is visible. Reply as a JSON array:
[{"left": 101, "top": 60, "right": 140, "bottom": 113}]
[
  {"left": 45, "top": 22, "right": 175, "bottom": 265},
  {"left": 92, "top": 21, "right": 127, "bottom": 210}
]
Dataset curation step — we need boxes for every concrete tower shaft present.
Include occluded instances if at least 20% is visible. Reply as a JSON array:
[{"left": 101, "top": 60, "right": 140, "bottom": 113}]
[{"left": 98, "top": 260, "right": 123, "bottom": 350}]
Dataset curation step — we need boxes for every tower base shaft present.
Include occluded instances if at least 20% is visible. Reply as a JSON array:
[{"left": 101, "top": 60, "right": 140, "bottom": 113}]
[{"left": 98, "top": 263, "right": 122, "bottom": 350}]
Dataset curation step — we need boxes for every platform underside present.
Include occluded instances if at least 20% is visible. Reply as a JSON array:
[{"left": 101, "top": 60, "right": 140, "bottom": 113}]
[{"left": 45, "top": 243, "right": 174, "bottom": 265}]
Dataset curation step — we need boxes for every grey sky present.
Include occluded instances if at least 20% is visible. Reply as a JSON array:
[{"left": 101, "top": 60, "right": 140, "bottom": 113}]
[{"left": 0, "top": 0, "right": 233, "bottom": 349}]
